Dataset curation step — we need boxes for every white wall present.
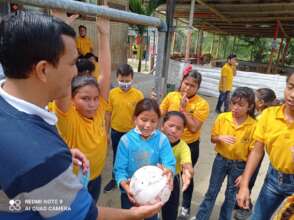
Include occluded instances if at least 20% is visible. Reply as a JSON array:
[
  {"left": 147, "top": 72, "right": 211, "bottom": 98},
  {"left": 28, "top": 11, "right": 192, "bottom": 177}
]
[{"left": 167, "top": 60, "right": 286, "bottom": 99}]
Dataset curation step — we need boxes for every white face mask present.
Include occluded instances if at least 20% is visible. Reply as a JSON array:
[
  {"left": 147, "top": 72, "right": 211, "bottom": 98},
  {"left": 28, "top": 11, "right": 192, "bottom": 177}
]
[
  {"left": 118, "top": 81, "right": 132, "bottom": 91},
  {"left": 134, "top": 126, "right": 156, "bottom": 137}
]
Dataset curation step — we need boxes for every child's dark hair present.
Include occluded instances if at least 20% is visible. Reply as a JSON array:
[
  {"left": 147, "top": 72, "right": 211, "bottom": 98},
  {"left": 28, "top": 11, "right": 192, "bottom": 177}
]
[
  {"left": 76, "top": 58, "right": 95, "bottom": 76},
  {"left": 78, "top": 25, "right": 86, "bottom": 30},
  {"left": 163, "top": 111, "right": 187, "bottom": 127},
  {"left": 231, "top": 87, "right": 255, "bottom": 118},
  {"left": 227, "top": 53, "right": 237, "bottom": 60},
  {"left": 84, "top": 52, "right": 98, "bottom": 62},
  {"left": 71, "top": 75, "right": 99, "bottom": 97},
  {"left": 180, "top": 69, "right": 202, "bottom": 89},
  {"left": 116, "top": 64, "right": 134, "bottom": 77},
  {"left": 134, "top": 98, "right": 161, "bottom": 118},
  {"left": 256, "top": 88, "right": 279, "bottom": 108},
  {"left": 0, "top": 11, "right": 76, "bottom": 79},
  {"left": 286, "top": 72, "right": 294, "bottom": 82}
]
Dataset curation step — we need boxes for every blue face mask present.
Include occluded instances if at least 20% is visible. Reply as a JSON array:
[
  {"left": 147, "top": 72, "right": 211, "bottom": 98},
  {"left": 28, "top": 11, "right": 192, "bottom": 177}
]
[{"left": 118, "top": 81, "right": 132, "bottom": 91}]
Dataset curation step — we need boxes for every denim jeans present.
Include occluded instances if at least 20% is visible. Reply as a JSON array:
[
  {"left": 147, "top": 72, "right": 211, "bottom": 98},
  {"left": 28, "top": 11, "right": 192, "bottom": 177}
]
[
  {"left": 182, "top": 140, "right": 200, "bottom": 210},
  {"left": 111, "top": 129, "right": 126, "bottom": 178},
  {"left": 88, "top": 175, "right": 101, "bottom": 203},
  {"left": 120, "top": 193, "right": 158, "bottom": 220},
  {"left": 195, "top": 154, "right": 246, "bottom": 220},
  {"left": 251, "top": 164, "right": 294, "bottom": 220},
  {"left": 162, "top": 175, "right": 180, "bottom": 220},
  {"left": 215, "top": 91, "right": 231, "bottom": 112}
]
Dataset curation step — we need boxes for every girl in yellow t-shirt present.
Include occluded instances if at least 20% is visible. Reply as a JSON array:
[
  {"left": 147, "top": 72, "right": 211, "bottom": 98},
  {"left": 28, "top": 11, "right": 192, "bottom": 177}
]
[
  {"left": 195, "top": 87, "right": 256, "bottom": 220},
  {"left": 160, "top": 65, "right": 209, "bottom": 217},
  {"left": 52, "top": 18, "right": 111, "bottom": 203},
  {"left": 161, "top": 111, "right": 193, "bottom": 220},
  {"left": 234, "top": 88, "right": 279, "bottom": 219},
  {"left": 237, "top": 72, "right": 294, "bottom": 220}
]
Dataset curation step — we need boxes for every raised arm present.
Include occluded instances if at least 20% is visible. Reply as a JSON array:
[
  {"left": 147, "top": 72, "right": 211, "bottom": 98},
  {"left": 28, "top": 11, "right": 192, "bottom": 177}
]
[{"left": 96, "top": 17, "right": 111, "bottom": 100}]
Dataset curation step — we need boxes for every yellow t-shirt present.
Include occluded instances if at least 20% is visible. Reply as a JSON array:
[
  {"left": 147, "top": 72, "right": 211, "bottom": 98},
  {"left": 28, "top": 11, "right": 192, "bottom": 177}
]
[
  {"left": 76, "top": 36, "right": 93, "bottom": 56},
  {"left": 108, "top": 87, "right": 144, "bottom": 132},
  {"left": 219, "top": 63, "right": 234, "bottom": 92},
  {"left": 172, "top": 140, "right": 192, "bottom": 174},
  {"left": 212, "top": 112, "right": 256, "bottom": 161},
  {"left": 51, "top": 97, "right": 108, "bottom": 180},
  {"left": 160, "top": 91, "right": 210, "bottom": 143},
  {"left": 253, "top": 105, "right": 294, "bottom": 174}
]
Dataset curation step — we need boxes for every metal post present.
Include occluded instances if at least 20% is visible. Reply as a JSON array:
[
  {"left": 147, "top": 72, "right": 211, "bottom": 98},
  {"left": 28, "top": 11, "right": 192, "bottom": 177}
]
[
  {"left": 155, "top": 22, "right": 167, "bottom": 100},
  {"left": 162, "top": 0, "right": 176, "bottom": 96}
]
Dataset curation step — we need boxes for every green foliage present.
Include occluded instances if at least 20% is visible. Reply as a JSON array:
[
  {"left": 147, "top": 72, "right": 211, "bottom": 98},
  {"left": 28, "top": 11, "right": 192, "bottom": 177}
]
[{"left": 173, "top": 26, "right": 294, "bottom": 66}]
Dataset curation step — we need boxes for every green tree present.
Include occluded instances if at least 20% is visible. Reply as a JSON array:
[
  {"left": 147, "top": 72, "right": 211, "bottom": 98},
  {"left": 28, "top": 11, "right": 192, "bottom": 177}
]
[{"left": 129, "top": 0, "right": 165, "bottom": 72}]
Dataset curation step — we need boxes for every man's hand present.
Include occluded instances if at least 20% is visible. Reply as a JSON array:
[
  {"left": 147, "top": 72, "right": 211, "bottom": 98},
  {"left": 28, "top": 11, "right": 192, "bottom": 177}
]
[
  {"left": 130, "top": 201, "right": 163, "bottom": 219},
  {"left": 70, "top": 148, "right": 89, "bottom": 174}
]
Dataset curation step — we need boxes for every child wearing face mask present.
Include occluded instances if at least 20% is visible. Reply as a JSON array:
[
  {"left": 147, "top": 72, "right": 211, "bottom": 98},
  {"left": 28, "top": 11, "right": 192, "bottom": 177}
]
[
  {"left": 114, "top": 98, "right": 176, "bottom": 220},
  {"left": 103, "top": 64, "right": 144, "bottom": 192}
]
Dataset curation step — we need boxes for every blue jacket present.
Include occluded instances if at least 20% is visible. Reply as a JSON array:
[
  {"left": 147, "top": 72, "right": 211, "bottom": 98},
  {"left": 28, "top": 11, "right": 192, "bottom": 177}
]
[{"left": 114, "top": 128, "right": 176, "bottom": 187}]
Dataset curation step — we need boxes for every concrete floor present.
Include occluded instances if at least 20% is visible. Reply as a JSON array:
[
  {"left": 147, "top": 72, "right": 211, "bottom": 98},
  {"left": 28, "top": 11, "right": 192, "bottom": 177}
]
[{"left": 98, "top": 73, "right": 269, "bottom": 220}]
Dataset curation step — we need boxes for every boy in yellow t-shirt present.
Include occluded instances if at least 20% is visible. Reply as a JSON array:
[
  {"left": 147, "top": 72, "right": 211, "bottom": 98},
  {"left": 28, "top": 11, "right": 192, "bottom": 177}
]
[
  {"left": 215, "top": 53, "right": 237, "bottom": 113},
  {"left": 195, "top": 87, "right": 256, "bottom": 220},
  {"left": 237, "top": 72, "right": 294, "bottom": 220},
  {"left": 103, "top": 64, "right": 144, "bottom": 192},
  {"left": 76, "top": 25, "right": 93, "bottom": 56}
]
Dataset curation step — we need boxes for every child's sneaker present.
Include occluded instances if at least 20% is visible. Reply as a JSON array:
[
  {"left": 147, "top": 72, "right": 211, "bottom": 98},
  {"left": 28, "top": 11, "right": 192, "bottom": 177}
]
[
  {"left": 178, "top": 207, "right": 190, "bottom": 220},
  {"left": 234, "top": 208, "right": 252, "bottom": 220},
  {"left": 103, "top": 179, "right": 116, "bottom": 193}
]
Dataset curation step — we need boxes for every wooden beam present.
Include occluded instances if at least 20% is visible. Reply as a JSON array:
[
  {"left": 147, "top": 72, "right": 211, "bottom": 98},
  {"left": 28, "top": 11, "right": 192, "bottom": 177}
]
[
  {"left": 203, "top": 16, "right": 294, "bottom": 22},
  {"left": 223, "top": 10, "right": 294, "bottom": 17},
  {"left": 166, "top": 2, "right": 294, "bottom": 11},
  {"left": 196, "top": 0, "right": 231, "bottom": 24}
]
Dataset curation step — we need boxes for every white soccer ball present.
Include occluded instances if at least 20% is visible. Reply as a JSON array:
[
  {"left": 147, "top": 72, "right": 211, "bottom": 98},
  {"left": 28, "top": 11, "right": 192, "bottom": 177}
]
[{"left": 129, "top": 165, "right": 171, "bottom": 205}]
